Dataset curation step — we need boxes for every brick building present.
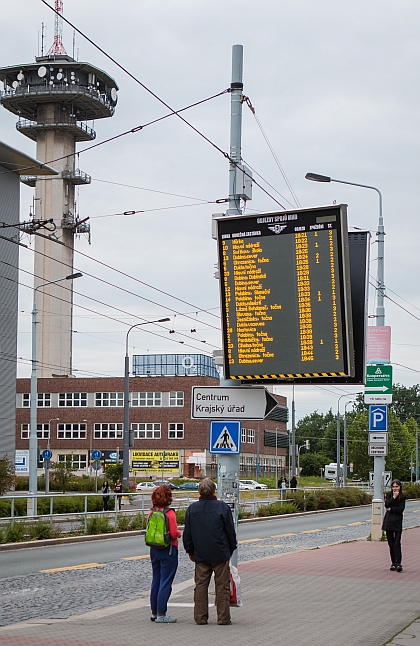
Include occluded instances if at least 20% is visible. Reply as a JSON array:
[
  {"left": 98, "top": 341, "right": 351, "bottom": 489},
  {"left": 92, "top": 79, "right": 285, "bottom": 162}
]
[{"left": 16, "top": 375, "right": 288, "bottom": 479}]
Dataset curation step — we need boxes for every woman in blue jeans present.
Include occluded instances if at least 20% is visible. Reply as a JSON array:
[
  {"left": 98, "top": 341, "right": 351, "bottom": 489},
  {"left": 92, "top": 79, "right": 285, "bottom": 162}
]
[{"left": 149, "top": 485, "right": 181, "bottom": 623}]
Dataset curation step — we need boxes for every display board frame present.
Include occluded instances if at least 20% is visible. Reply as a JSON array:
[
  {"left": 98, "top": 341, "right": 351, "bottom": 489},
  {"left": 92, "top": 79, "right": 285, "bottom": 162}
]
[{"left": 216, "top": 205, "right": 354, "bottom": 383}]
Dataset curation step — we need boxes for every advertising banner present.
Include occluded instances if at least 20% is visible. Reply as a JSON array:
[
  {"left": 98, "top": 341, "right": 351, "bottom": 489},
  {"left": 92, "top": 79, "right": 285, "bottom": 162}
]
[{"left": 131, "top": 450, "right": 180, "bottom": 472}]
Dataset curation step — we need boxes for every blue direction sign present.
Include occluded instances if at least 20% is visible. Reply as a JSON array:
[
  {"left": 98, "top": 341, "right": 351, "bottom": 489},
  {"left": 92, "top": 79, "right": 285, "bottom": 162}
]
[
  {"left": 91, "top": 449, "right": 101, "bottom": 461},
  {"left": 42, "top": 449, "right": 52, "bottom": 460},
  {"left": 209, "top": 421, "right": 241, "bottom": 454},
  {"left": 369, "top": 405, "right": 388, "bottom": 432}
]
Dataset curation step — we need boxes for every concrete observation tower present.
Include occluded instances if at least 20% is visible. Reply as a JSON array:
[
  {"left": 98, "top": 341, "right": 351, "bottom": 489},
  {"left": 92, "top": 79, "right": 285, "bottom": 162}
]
[{"left": 0, "top": 1, "right": 118, "bottom": 377}]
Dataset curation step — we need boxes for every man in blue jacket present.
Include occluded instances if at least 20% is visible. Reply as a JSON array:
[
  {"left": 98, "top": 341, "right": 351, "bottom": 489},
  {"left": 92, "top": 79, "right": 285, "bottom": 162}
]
[{"left": 183, "top": 478, "right": 237, "bottom": 625}]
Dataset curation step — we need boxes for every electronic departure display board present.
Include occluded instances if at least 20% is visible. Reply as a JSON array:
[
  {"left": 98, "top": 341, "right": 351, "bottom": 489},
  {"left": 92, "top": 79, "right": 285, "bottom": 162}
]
[{"left": 216, "top": 205, "right": 354, "bottom": 383}]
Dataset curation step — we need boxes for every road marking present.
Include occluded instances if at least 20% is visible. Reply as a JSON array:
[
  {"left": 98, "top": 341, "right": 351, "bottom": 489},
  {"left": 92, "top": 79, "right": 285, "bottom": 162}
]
[
  {"left": 40, "top": 562, "right": 106, "bottom": 573},
  {"left": 121, "top": 555, "right": 150, "bottom": 561},
  {"left": 348, "top": 522, "right": 363, "bottom": 526},
  {"left": 327, "top": 525, "right": 345, "bottom": 529},
  {"left": 413, "top": 510, "right": 420, "bottom": 513},
  {"left": 238, "top": 538, "right": 263, "bottom": 544},
  {"left": 301, "top": 529, "right": 322, "bottom": 534},
  {"left": 270, "top": 533, "right": 296, "bottom": 538}
]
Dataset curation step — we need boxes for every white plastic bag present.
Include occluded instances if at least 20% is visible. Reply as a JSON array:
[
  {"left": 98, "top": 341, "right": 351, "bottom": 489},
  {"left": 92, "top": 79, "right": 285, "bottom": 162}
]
[{"left": 229, "top": 563, "right": 243, "bottom": 607}]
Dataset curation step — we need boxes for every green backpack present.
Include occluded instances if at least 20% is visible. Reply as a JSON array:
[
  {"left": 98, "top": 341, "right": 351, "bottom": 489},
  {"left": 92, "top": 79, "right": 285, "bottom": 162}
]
[{"left": 145, "top": 506, "right": 172, "bottom": 551}]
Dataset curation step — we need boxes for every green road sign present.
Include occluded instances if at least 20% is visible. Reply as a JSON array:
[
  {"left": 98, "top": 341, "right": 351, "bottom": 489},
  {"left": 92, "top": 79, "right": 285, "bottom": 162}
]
[
  {"left": 365, "top": 365, "right": 393, "bottom": 393},
  {"left": 365, "top": 365, "right": 393, "bottom": 403}
]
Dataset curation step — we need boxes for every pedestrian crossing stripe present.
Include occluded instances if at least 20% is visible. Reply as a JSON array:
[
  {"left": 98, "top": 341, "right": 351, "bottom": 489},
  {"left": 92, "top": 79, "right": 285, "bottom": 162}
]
[{"left": 213, "top": 425, "right": 238, "bottom": 451}]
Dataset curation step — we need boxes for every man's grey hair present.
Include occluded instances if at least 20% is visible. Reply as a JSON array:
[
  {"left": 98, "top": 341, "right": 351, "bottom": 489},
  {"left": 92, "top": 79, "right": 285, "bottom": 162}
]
[{"left": 198, "top": 478, "right": 216, "bottom": 496}]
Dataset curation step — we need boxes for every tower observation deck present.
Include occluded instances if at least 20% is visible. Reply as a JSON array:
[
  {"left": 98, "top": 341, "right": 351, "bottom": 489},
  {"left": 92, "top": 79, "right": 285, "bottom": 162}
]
[{"left": 0, "top": 51, "right": 118, "bottom": 377}]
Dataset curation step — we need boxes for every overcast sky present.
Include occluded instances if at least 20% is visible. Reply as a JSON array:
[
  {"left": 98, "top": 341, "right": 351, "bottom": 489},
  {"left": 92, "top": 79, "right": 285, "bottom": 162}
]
[{"left": 1, "top": 0, "right": 419, "bottom": 423}]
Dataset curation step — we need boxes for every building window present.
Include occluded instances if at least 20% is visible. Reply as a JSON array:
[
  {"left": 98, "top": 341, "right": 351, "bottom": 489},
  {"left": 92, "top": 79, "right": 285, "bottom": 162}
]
[
  {"left": 57, "top": 423, "right": 87, "bottom": 439},
  {"left": 241, "top": 428, "right": 247, "bottom": 444},
  {"left": 131, "top": 392, "right": 162, "bottom": 407},
  {"left": 247, "top": 429, "right": 255, "bottom": 444},
  {"left": 58, "top": 454, "right": 87, "bottom": 469},
  {"left": 22, "top": 393, "right": 51, "bottom": 407},
  {"left": 132, "top": 423, "right": 161, "bottom": 439},
  {"left": 246, "top": 456, "right": 253, "bottom": 467},
  {"left": 263, "top": 458, "right": 269, "bottom": 472},
  {"left": 168, "top": 423, "right": 184, "bottom": 439},
  {"left": 169, "top": 391, "right": 184, "bottom": 407},
  {"left": 37, "top": 393, "right": 51, "bottom": 407},
  {"left": 94, "top": 423, "right": 123, "bottom": 439},
  {"left": 21, "top": 424, "right": 50, "bottom": 439},
  {"left": 59, "top": 393, "right": 87, "bottom": 407},
  {"left": 95, "top": 392, "right": 124, "bottom": 407}
]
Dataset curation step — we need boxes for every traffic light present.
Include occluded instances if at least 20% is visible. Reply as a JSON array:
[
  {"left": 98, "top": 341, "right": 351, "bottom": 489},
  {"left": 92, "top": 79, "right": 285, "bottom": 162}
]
[{"left": 305, "top": 439, "right": 310, "bottom": 450}]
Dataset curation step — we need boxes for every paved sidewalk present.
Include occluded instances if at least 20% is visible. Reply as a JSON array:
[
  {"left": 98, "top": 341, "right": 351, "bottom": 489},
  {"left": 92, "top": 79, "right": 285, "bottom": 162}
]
[{"left": 1, "top": 527, "right": 420, "bottom": 646}]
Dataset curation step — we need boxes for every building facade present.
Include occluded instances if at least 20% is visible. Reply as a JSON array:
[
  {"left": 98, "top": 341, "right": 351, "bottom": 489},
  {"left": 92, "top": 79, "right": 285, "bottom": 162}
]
[
  {"left": 0, "top": 140, "right": 57, "bottom": 460},
  {"left": 16, "top": 375, "right": 288, "bottom": 479}
]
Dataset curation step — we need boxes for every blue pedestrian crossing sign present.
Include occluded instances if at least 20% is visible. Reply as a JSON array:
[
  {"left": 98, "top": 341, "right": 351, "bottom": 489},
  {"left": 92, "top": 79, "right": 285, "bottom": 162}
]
[
  {"left": 369, "top": 405, "right": 388, "bottom": 432},
  {"left": 209, "top": 420, "right": 241, "bottom": 454}
]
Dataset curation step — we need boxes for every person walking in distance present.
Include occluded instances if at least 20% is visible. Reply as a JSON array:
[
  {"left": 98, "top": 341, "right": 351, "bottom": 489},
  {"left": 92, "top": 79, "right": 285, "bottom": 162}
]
[
  {"left": 148, "top": 485, "right": 181, "bottom": 623},
  {"left": 382, "top": 479, "right": 406, "bottom": 572},
  {"left": 114, "top": 478, "right": 123, "bottom": 510},
  {"left": 182, "top": 478, "right": 237, "bottom": 625},
  {"left": 101, "top": 480, "right": 110, "bottom": 511}
]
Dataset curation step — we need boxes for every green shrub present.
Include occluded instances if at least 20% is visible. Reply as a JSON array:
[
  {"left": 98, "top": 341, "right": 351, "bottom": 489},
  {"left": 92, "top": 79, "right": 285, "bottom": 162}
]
[
  {"left": 238, "top": 505, "right": 252, "bottom": 519},
  {"left": 0, "top": 528, "right": 4, "bottom": 543},
  {"left": 5, "top": 521, "right": 27, "bottom": 542},
  {"left": 130, "top": 512, "right": 145, "bottom": 530},
  {"left": 86, "top": 515, "right": 112, "bottom": 535},
  {"left": 27, "top": 520, "right": 54, "bottom": 540},
  {"left": 116, "top": 515, "right": 131, "bottom": 532},
  {"left": 402, "top": 483, "right": 420, "bottom": 500},
  {"left": 256, "top": 501, "right": 298, "bottom": 516},
  {"left": 175, "top": 508, "right": 186, "bottom": 526},
  {"left": 314, "top": 490, "right": 335, "bottom": 510}
]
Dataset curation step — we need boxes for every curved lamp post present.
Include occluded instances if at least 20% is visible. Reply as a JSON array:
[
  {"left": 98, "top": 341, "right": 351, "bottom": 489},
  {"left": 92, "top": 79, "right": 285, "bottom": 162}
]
[
  {"left": 123, "top": 318, "right": 170, "bottom": 487},
  {"left": 29, "top": 272, "right": 82, "bottom": 516}
]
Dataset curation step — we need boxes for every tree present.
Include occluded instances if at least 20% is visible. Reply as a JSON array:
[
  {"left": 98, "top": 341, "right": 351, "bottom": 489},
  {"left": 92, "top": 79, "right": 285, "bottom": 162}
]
[
  {"left": 104, "top": 462, "right": 123, "bottom": 486},
  {"left": 0, "top": 455, "right": 15, "bottom": 495},
  {"left": 295, "top": 410, "right": 337, "bottom": 462},
  {"left": 299, "top": 452, "right": 330, "bottom": 476},
  {"left": 50, "top": 459, "right": 77, "bottom": 493}
]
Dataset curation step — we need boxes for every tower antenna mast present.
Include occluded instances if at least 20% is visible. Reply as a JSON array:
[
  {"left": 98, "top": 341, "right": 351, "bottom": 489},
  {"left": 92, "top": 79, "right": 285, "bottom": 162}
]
[{"left": 47, "top": 0, "right": 67, "bottom": 56}]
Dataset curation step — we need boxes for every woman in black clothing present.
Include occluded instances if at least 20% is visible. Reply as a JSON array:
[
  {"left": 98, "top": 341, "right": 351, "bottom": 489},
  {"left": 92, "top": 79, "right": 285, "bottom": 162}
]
[
  {"left": 382, "top": 479, "right": 406, "bottom": 572},
  {"left": 102, "top": 480, "right": 110, "bottom": 511}
]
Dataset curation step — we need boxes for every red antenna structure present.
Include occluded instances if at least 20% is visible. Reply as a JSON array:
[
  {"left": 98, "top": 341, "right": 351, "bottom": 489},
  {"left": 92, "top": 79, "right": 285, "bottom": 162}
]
[{"left": 47, "top": 0, "right": 67, "bottom": 56}]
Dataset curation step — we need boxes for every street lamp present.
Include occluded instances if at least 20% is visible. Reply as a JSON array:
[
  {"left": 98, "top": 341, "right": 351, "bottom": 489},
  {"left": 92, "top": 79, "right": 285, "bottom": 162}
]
[
  {"left": 29, "top": 272, "right": 83, "bottom": 515},
  {"left": 307, "top": 174, "right": 386, "bottom": 518},
  {"left": 297, "top": 440, "right": 310, "bottom": 485},
  {"left": 305, "top": 173, "right": 384, "bottom": 324},
  {"left": 123, "top": 318, "right": 170, "bottom": 488}
]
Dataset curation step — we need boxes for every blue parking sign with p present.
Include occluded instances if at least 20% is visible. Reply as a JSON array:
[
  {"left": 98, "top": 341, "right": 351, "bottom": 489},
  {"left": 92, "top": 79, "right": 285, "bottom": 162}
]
[{"left": 369, "top": 405, "right": 388, "bottom": 432}]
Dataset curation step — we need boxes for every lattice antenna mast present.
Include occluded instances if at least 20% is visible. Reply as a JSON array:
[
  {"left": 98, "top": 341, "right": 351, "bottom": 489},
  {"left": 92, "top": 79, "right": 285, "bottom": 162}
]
[{"left": 47, "top": 0, "right": 67, "bottom": 56}]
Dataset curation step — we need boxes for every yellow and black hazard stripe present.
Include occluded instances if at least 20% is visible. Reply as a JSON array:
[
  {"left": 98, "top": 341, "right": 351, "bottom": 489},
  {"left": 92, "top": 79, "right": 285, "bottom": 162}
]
[{"left": 230, "top": 372, "right": 347, "bottom": 380}]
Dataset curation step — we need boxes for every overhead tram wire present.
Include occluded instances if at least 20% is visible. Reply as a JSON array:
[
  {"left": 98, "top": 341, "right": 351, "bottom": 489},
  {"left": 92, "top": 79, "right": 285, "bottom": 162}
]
[
  {"left": 1, "top": 222, "right": 222, "bottom": 327},
  {"left": 369, "top": 280, "right": 420, "bottom": 323},
  {"left": 39, "top": 0, "right": 288, "bottom": 211},
  {"left": 0, "top": 89, "right": 231, "bottom": 178},
  {"left": 11, "top": 265, "right": 220, "bottom": 349},
  {"left": 242, "top": 95, "right": 301, "bottom": 208},
  {"left": 90, "top": 200, "right": 216, "bottom": 219},
  {"left": 4, "top": 269, "right": 218, "bottom": 353}
]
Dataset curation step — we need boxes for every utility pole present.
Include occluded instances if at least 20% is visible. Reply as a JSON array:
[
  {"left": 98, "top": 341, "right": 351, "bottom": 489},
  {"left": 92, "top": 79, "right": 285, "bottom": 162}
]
[{"left": 227, "top": 44, "right": 243, "bottom": 217}]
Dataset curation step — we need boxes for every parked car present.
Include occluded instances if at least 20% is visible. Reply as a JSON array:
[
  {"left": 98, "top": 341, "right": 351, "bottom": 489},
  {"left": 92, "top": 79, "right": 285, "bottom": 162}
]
[
  {"left": 239, "top": 479, "right": 268, "bottom": 490},
  {"left": 153, "top": 480, "right": 180, "bottom": 490},
  {"left": 179, "top": 481, "right": 200, "bottom": 491},
  {"left": 136, "top": 481, "right": 156, "bottom": 491}
]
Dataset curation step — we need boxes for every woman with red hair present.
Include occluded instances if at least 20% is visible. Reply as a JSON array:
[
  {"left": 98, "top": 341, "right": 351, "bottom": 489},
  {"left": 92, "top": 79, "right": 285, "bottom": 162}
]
[{"left": 148, "top": 484, "right": 181, "bottom": 623}]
